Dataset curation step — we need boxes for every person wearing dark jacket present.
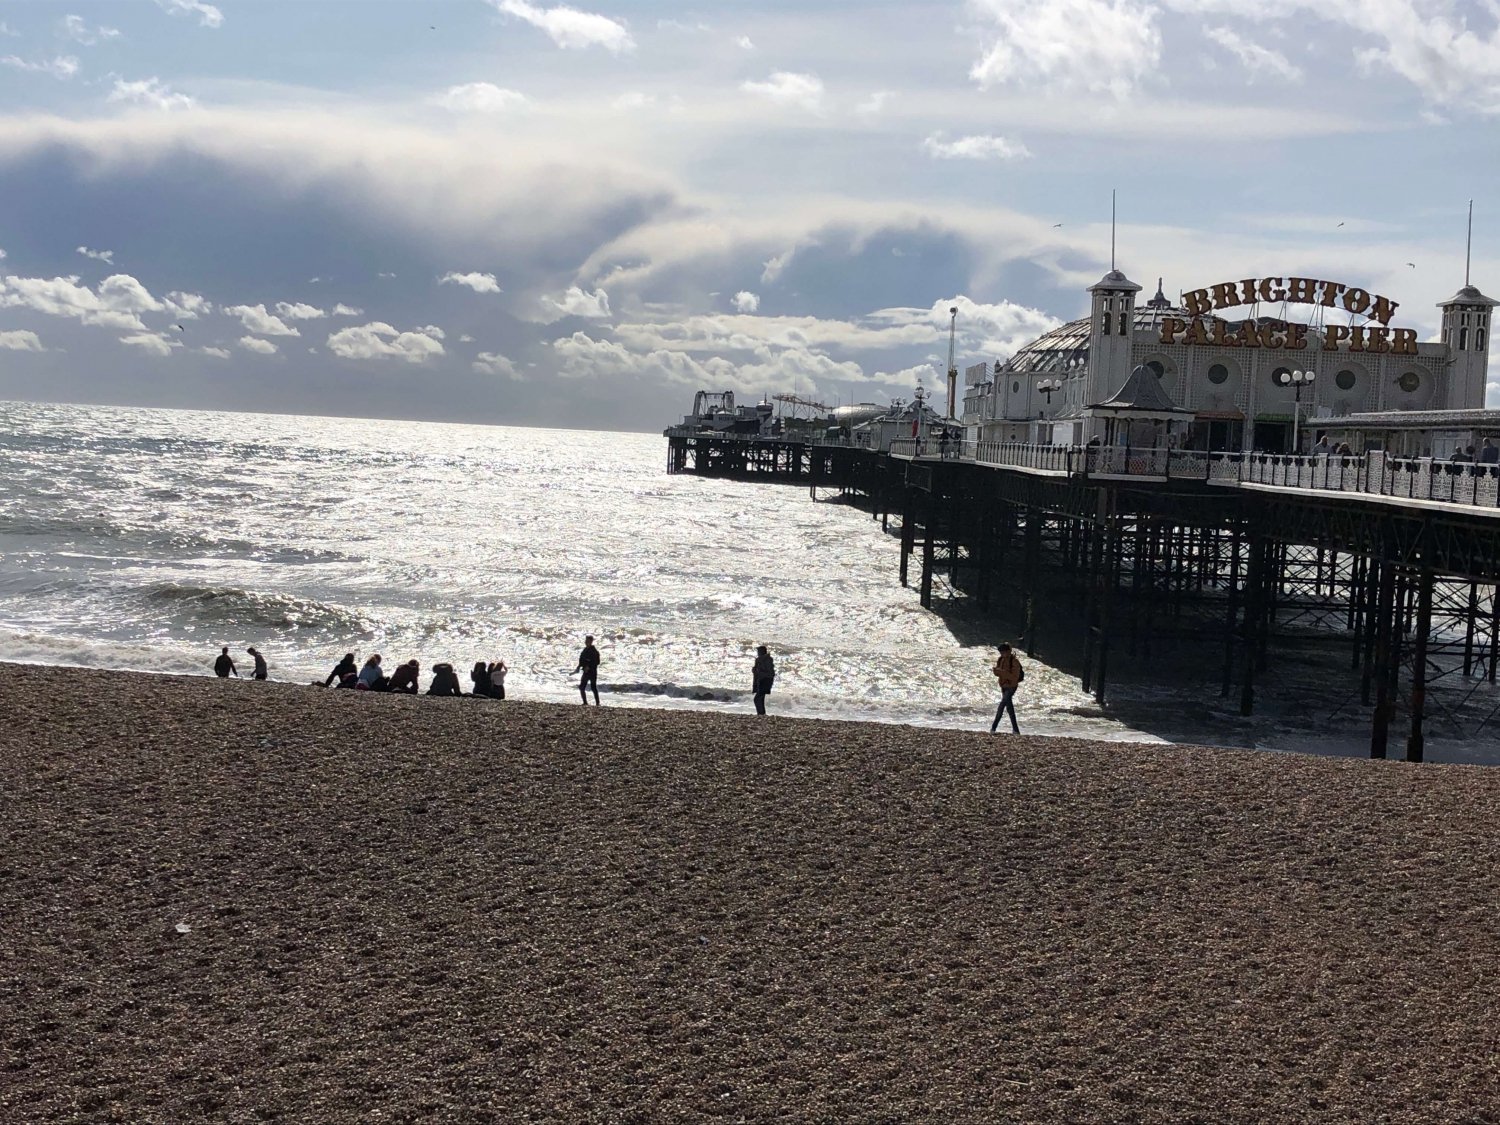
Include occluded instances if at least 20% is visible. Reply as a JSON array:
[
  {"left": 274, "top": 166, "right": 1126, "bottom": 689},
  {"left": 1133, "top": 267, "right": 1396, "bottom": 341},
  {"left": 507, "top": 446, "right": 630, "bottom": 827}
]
[
  {"left": 388, "top": 660, "right": 420, "bottom": 694},
  {"left": 470, "top": 661, "right": 493, "bottom": 697},
  {"left": 574, "top": 635, "right": 601, "bottom": 705},
  {"left": 214, "top": 646, "right": 238, "bottom": 678},
  {"left": 247, "top": 646, "right": 268, "bottom": 681},
  {"left": 752, "top": 645, "right": 776, "bottom": 715},
  {"left": 427, "top": 663, "right": 462, "bottom": 696},
  {"left": 325, "top": 652, "right": 357, "bottom": 687}
]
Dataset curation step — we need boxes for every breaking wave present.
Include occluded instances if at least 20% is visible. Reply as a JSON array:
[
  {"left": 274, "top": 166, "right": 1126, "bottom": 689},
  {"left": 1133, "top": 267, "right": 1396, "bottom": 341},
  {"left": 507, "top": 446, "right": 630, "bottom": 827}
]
[{"left": 142, "top": 583, "right": 375, "bottom": 634}]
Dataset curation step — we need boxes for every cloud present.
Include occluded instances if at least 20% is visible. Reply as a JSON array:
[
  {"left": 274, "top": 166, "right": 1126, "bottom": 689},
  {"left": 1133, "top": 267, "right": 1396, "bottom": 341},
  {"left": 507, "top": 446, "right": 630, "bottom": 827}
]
[
  {"left": 225, "top": 304, "right": 300, "bottom": 336},
  {"left": 0, "top": 272, "right": 162, "bottom": 332},
  {"left": 732, "top": 290, "right": 760, "bottom": 313},
  {"left": 433, "top": 83, "right": 530, "bottom": 113},
  {"left": 866, "top": 296, "right": 1063, "bottom": 358},
  {"left": 856, "top": 90, "right": 895, "bottom": 115},
  {"left": 970, "top": 0, "right": 1161, "bottom": 99},
  {"left": 326, "top": 322, "right": 446, "bottom": 364},
  {"left": 741, "top": 72, "right": 824, "bottom": 112},
  {"left": 922, "top": 133, "right": 1032, "bottom": 160},
  {"left": 737, "top": 35, "right": 755, "bottom": 50},
  {"left": 440, "top": 271, "right": 502, "bottom": 294},
  {"left": 119, "top": 332, "right": 178, "bottom": 357},
  {"left": 200, "top": 346, "right": 230, "bottom": 358},
  {"left": 492, "top": 0, "right": 635, "bottom": 53},
  {"left": 1, "top": 55, "right": 80, "bottom": 80},
  {"left": 108, "top": 77, "right": 195, "bottom": 110},
  {"left": 0, "top": 329, "right": 43, "bottom": 351},
  {"left": 473, "top": 351, "right": 521, "bottom": 378},
  {"left": 332, "top": 303, "right": 364, "bottom": 317},
  {"left": 62, "top": 16, "right": 122, "bottom": 45},
  {"left": 157, "top": 0, "right": 224, "bottom": 29},
  {"left": 165, "top": 290, "right": 211, "bottom": 319},
  {"left": 75, "top": 246, "right": 115, "bottom": 264},
  {"left": 274, "top": 301, "right": 326, "bottom": 319},
  {"left": 1203, "top": 26, "right": 1301, "bottom": 81},
  {"left": 539, "top": 285, "right": 611, "bottom": 321},
  {"left": 239, "top": 335, "right": 278, "bottom": 355}
]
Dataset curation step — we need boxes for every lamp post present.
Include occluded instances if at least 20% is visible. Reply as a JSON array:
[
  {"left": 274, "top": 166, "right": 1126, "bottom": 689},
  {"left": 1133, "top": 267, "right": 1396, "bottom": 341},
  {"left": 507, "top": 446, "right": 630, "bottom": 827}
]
[
  {"left": 1276, "top": 367, "right": 1315, "bottom": 453},
  {"left": 1037, "top": 377, "right": 1062, "bottom": 406}
]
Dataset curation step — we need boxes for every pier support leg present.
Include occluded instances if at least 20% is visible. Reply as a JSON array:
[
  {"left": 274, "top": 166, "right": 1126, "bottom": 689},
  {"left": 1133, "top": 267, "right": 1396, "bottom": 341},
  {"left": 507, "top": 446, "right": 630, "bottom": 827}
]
[
  {"left": 1239, "top": 531, "right": 1266, "bottom": 717},
  {"left": 1371, "top": 559, "right": 1397, "bottom": 760},
  {"left": 899, "top": 490, "right": 914, "bottom": 588},
  {"left": 920, "top": 517, "right": 935, "bottom": 609},
  {"left": 1221, "top": 523, "right": 1241, "bottom": 698},
  {"left": 1023, "top": 507, "right": 1041, "bottom": 658},
  {"left": 1407, "top": 568, "right": 1433, "bottom": 763}
]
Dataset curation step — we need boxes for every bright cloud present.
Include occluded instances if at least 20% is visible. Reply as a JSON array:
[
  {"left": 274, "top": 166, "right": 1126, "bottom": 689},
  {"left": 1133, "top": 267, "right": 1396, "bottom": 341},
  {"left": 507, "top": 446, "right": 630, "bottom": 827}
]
[
  {"left": 440, "top": 271, "right": 502, "bottom": 294},
  {"left": 225, "top": 304, "right": 300, "bottom": 337},
  {"left": 107, "top": 77, "right": 195, "bottom": 110},
  {"left": 0, "top": 272, "right": 162, "bottom": 332},
  {"left": 326, "top": 322, "right": 446, "bottom": 364},
  {"left": 732, "top": 291, "right": 760, "bottom": 313},
  {"left": 274, "top": 301, "right": 326, "bottom": 319},
  {"left": 332, "top": 303, "right": 364, "bottom": 317},
  {"left": 1203, "top": 26, "right": 1301, "bottom": 81},
  {"left": 119, "top": 332, "right": 178, "bottom": 357},
  {"left": 165, "top": 291, "right": 211, "bottom": 319},
  {"left": 539, "top": 286, "right": 611, "bottom": 321},
  {"left": 157, "top": 0, "right": 224, "bottom": 29},
  {"left": 1, "top": 55, "right": 80, "bottom": 80},
  {"left": 492, "top": 0, "right": 635, "bottom": 53},
  {"left": 200, "top": 346, "right": 230, "bottom": 358},
  {"left": 239, "top": 335, "right": 278, "bottom": 355},
  {"left": 867, "top": 296, "right": 1063, "bottom": 358},
  {"left": 741, "top": 72, "right": 824, "bottom": 111},
  {"left": 433, "top": 83, "right": 530, "bottom": 113},
  {"left": 969, "top": 0, "right": 1162, "bottom": 99},
  {"left": 62, "top": 16, "right": 122, "bottom": 45},
  {"left": 473, "top": 351, "right": 521, "bottom": 378},
  {"left": 75, "top": 246, "right": 114, "bottom": 264},
  {"left": 922, "top": 133, "right": 1032, "bottom": 160},
  {"left": 0, "top": 330, "right": 43, "bottom": 351},
  {"left": 738, "top": 35, "right": 755, "bottom": 49}
]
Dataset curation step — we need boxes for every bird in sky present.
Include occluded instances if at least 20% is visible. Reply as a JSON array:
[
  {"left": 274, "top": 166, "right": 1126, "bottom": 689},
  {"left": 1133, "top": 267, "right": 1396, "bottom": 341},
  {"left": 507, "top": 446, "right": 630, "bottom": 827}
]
[
  {"left": 1051, "top": 223, "right": 1063, "bottom": 228},
  {"left": 1336, "top": 221, "right": 1345, "bottom": 228},
  {"left": 1406, "top": 262, "right": 1416, "bottom": 268},
  {"left": 173, "top": 324, "right": 185, "bottom": 332}
]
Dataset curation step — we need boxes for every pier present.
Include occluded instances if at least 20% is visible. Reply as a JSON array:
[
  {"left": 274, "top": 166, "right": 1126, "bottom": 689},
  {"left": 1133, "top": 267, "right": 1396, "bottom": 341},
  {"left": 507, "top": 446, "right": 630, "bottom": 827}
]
[{"left": 665, "top": 429, "right": 1500, "bottom": 758}]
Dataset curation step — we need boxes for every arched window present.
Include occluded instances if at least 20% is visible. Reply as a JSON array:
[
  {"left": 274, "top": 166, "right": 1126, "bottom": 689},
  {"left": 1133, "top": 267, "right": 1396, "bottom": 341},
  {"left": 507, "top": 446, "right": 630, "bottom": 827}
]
[
  {"left": 1460, "top": 327, "right": 1469, "bottom": 350},
  {"left": 1479, "top": 327, "right": 1488, "bottom": 351},
  {"left": 1118, "top": 312, "right": 1127, "bottom": 335}
]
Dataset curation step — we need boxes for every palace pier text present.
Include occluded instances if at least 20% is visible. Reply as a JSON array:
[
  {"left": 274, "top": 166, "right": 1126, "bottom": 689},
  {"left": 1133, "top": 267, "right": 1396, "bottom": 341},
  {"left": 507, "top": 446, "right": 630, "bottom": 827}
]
[{"left": 666, "top": 429, "right": 1500, "bottom": 758}]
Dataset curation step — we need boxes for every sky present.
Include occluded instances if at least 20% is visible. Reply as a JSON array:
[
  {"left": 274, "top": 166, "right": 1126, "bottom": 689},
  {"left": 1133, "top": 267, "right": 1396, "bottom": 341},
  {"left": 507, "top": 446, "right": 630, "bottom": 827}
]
[{"left": 0, "top": 0, "right": 1498, "bottom": 431}]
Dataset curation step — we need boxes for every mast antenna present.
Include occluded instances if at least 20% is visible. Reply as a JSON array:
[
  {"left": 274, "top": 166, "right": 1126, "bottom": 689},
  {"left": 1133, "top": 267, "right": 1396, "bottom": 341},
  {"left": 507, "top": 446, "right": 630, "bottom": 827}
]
[
  {"left": 1110, "top": 188, "right": 1117, "bottom": 272},
  {"left": 946, "top": 306, "right": 958, "bottom": 420},
  {"left": 1466, "top": 199, "right": 1474, "bottom": 287}
]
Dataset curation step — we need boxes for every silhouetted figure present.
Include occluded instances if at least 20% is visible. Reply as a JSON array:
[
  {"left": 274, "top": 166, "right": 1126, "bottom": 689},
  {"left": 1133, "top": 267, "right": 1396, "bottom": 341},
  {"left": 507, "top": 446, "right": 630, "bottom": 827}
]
[
  {"left": 247, "top": 646, "right": 268, "bottom": 681},
  {"left": 489, "top": 660, "right": 507, "bottom": 700},
  {"left": 1480, "top": 438, "right": 1499, "bottom": 465},
  {"left": 358, "top": 654, "right": 386, "bottom": 691},
  {"left": 575, "top": 635, "right": 601, "bottom": 704},
  {"left": 388, "top": 660, "right": 420, "bottom": 694},
  {"left": 427, "top": 662, "right": 462, "bottom": 696},
  {"left": 752, "top": 645, "right": 776, "bottom": 715},
  {"left": 336, "top": 672, "right": 360, "bottom": 689},
  {"left": 214, "top": 646, "right": 238, "bottom": 678},
  {"left": 470, "top": 661, "right": 493, "bottom": 697},
  {"left": 325, "top": 652, "right": 357, "bottom": 687}
]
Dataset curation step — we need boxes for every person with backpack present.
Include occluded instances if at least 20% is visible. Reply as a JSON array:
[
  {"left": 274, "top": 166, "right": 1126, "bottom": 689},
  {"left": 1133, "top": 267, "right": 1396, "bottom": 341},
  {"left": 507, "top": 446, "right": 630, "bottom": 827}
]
[{"left": 990, "top": 642, "right": 1023, "bottom": 734}]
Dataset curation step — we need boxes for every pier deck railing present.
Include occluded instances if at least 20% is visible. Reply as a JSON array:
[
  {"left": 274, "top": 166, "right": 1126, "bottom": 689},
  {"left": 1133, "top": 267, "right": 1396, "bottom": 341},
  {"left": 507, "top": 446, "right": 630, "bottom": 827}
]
[{"left": 889, "top": 438, "right": 1500, "bottom": 511}]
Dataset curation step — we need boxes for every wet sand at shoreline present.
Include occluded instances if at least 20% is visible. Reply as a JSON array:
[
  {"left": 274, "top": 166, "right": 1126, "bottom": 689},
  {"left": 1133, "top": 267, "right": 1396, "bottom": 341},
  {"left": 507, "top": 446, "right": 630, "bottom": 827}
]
[{"left": 4, "top": 662, "right": 1500, "bottom": 1122}]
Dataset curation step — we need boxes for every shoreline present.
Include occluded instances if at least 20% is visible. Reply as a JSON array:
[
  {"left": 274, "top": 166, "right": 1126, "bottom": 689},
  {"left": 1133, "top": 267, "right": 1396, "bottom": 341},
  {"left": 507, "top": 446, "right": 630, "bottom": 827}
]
[{"left": 6, "top": 663, "right": 1500, "bottom": 1121}]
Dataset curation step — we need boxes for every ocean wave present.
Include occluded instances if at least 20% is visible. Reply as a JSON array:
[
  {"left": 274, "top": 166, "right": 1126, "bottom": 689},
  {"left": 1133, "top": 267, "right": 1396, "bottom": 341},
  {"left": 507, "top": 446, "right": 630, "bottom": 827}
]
[
  {"left": 141, "top": 582, "right": 376, "bottom": 634},
  {"left": 605, "top": 680, "right": 747, "bottom": 702}
]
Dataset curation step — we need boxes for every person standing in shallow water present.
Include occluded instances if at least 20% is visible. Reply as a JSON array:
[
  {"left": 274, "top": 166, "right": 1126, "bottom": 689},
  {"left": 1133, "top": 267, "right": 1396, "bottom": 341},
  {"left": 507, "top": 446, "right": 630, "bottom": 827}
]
[
  {"left": 247, "top": 646, "right": 268, "bottom": 681},
  {"left": 990, "top": 642, "right": 1023, "bottom": 734},
  {"left": 575, "top": 635, "right": 601, "bottom": 705},
  {"left": 752, "top": 645, "right": 776, "bottom": 715},
  {"left": 214, "top": 646, "right": 238, "bottom": 678}
]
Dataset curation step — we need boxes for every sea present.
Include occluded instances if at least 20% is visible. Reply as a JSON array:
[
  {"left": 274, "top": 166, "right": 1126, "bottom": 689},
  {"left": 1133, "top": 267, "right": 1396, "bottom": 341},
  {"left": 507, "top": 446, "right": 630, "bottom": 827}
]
[{"left": 3, "top": 400, "right": 1498, "bottom": 762}]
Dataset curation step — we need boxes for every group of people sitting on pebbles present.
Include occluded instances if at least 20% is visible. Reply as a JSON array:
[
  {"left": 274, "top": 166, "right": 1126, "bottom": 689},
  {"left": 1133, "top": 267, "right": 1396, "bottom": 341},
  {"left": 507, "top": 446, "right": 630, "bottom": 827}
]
[{"left": 322, "top": 652, "right": 508, "bottom": 698}]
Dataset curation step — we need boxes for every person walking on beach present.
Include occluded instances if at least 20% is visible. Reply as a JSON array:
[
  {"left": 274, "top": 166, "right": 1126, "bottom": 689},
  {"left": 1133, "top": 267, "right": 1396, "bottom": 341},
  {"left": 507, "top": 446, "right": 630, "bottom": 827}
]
[
  {"left": 247, "top": 646, "right": 268, "bottom": 681},
  {"left": 214, "top": 646, "right": 238, "bottom": 678},
  {"left": 990, "top": 642, "right": 1023, "bottom": 734},
  {"left": 752, "top": 645, "right": 776, "bottom": 715},
  {"left": 575, "top": 635, "right": 601, "bottom": 705},
  {"left": 325, "top": 652, "right": 357, "bottom": 687}
]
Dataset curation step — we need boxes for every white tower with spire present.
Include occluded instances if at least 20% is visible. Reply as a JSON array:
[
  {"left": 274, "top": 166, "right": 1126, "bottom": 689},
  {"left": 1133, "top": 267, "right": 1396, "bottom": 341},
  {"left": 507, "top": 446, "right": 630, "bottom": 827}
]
[
  {"left": 1084, "top": 190, "right": 1142, "bottom": 420},
  {"left": 1439, "top": 202, "right": 1496, "bottom": 409}
]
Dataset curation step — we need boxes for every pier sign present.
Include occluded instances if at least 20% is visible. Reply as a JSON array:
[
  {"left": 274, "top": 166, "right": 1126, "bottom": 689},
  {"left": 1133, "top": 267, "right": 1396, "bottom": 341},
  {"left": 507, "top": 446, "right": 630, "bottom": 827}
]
[{"left": 1162, "top": 276, "right": 1418, "bottom": 354}]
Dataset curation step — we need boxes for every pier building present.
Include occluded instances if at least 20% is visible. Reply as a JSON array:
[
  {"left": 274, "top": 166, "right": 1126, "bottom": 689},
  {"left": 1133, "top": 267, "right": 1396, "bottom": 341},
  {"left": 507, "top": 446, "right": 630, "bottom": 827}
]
[{"left": 963, "top": 272, "right": 1495, "bottom": 455}]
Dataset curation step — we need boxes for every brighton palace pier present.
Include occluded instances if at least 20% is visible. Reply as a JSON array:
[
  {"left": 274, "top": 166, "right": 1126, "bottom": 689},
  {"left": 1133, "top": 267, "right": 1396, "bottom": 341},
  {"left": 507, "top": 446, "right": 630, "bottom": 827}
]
[{"left": 666, "top": 266, "right": 1500, "bottom": 758}]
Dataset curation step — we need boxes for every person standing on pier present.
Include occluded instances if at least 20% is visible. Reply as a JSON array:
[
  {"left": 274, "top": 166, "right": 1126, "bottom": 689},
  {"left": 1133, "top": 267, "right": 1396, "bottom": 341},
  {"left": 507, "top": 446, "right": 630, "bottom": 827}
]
[
  {"left": 752, "top": 645, "right": 776, "bottom": 715},
  {"left": 575, "top": 635, "right": 601, "bottom": 705},
  {"left": 990, "top": 643, "right": 1023, "bottom": 734}
]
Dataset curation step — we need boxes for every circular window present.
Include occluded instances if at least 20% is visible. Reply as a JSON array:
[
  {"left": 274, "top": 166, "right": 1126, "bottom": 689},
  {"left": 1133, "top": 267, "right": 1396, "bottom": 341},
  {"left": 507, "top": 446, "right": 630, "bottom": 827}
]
[
  {"left": 1207, "top": 363, "right": 1229, "bottom": 385},
  {"left": 1012, "top": 381, "right": 1020, "bottom": 394},
  {"left": 1335, "top": 369, "right": 1357, "bottom": 391},
  {"left": 1271, "top": 366, "right": 1292, "bottom": 385},
  {"left": 1398, "top": 370, "right": 1421, "bottom": 393},
  {"left": 1146, "top": 360, "right": 1165, "bottom": 377}
]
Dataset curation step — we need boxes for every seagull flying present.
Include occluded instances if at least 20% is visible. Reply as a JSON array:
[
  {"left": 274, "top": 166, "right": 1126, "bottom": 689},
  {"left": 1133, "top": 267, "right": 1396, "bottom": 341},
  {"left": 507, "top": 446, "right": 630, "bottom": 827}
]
[
  {"left": 1052, "top": 223, "right": 1063, "bottom": 228},
  {"left": 1406, "top": 262, "right": 1416, "bottom": 268},
  {"left": 174, "top": 324, "right": 185, "bottom": 332},
  {"left": 1336, "top": 221, "right": 1345, "bottom": 227}
]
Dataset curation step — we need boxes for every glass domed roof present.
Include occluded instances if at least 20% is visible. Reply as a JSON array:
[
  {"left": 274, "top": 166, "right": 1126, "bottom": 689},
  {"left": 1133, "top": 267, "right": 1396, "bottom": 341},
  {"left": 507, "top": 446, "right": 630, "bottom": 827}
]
[{"left": 1004, "top": 302, "right": 1190, "bottom": 375}]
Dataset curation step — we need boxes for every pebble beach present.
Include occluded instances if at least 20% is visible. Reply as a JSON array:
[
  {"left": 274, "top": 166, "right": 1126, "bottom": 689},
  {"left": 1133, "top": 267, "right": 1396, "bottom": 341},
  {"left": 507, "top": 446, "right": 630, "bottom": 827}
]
[{"left": 4, "top": 662, "right": 1500, "bottom": 1123}]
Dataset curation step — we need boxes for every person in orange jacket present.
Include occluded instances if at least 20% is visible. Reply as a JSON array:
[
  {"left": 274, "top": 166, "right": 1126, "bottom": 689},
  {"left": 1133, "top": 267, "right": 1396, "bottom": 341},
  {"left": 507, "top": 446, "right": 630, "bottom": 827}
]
[{"left": 990, "top": 642, "right": 1023, "bottom": 734}]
